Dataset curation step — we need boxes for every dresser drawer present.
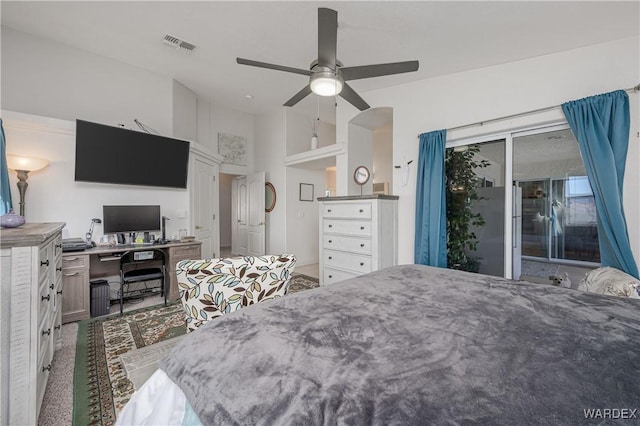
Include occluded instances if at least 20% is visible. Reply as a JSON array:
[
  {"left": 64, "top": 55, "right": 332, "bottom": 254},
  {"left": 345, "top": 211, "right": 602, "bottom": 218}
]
[
  {"left": 53, "top": 235, "right": 63, "bottom": 261},
  {"left": 170, "top": 245, "right": 201, "bottom": 262},
  {"left": 38, "top": 280, "right": 53, "bottom": 326},
  {"left": 39, "top": 245, "right": 50, "bottom": 277},
  {"left": 323, "top": 234, "right": 371, "bottom": 255},
  {"left": 324, "top": 219, "right": 371, "bottom": 236},
  {"left": 36, "top": 338, "right": 54, "bottom": 416},
  {"left": 322, "top": 203, "right": 371, "bottom": 219},
  {"left": 37, "top": 311, "right": 53, "bottom": 368},
  {"left": 62, "top": 255, "right": 87, "bottom": 269},
  {"left": 324, "top": 250, "right": 372, "bottom": 274},
  {"left": 323, "top": 267, "right": 360, "bottom": 285}
]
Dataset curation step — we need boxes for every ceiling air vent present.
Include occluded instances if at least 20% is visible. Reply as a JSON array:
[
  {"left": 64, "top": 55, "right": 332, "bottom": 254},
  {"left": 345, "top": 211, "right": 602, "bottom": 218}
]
[{"left": 162, "top": 34, "right": 197, "bottom": 53}]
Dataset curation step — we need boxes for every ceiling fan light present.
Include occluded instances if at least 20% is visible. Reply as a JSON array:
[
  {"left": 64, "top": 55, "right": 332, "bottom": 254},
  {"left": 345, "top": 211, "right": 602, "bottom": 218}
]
[{"left": 310, "top": 70, "right": 343, "bottom": 96}]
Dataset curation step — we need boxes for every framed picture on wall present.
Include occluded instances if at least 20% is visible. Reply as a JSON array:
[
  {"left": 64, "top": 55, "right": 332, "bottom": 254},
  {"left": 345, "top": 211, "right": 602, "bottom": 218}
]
[{"left": 299, "top": 183, "right": 314, "bottom": 201}]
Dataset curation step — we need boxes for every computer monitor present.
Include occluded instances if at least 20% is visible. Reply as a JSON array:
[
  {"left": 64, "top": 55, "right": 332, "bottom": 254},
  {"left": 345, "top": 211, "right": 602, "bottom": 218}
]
[{"left": 103, "top": 205, "right": 161, "bottom": 234}]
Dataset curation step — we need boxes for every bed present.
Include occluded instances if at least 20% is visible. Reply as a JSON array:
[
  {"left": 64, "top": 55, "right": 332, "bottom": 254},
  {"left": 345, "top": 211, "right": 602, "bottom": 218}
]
[{"left": 117, "top": 264, "right": 640, "bottom": 425}]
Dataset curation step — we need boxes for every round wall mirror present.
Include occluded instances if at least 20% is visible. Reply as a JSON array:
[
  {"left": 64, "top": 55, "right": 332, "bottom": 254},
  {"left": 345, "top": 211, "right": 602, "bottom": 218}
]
[
  {"left": 353, "top": 165, "right": 371, "bottom": 185},
  {"left": 265, "top": 182, "right": 276, "bottom": 212}
]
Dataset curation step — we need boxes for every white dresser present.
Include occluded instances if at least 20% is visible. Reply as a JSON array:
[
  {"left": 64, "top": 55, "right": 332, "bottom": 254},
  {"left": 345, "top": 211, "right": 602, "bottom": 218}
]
[
  {"left": 0, "top": 222, "right": 65, "bottom": 425},
  {"left": 319, "top": 196, "right": 398, "bottom": 285}
]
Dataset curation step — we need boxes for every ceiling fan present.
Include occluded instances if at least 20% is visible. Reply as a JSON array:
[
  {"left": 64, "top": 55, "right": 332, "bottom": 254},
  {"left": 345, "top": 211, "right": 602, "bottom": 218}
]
[{"left": 236, "top": 8, "right": 419, "bottom": 111}]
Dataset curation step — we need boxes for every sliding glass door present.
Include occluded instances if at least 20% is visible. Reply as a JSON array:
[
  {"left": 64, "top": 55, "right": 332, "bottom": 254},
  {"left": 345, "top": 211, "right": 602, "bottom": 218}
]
[
  {"left": 445, "top": 139, "right": 507, "bottom": 278},
  {"left": 446, "top": 124, "right": 600, "bottom": 280},
  {"left": 513, "top": 128, "right": 599, "bottom": 265}
]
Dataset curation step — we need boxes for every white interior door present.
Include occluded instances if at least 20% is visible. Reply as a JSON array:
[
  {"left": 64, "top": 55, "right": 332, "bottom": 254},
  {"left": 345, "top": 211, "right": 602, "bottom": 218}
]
[
  {"left": 247, "top": 172, "right": 265, "bottom": 256},
  {"left": 236, "top": 177, "right": 248, "bottom": 255},
  {"left": 191, "top": 156, "right": 218, "bottom": 258}
]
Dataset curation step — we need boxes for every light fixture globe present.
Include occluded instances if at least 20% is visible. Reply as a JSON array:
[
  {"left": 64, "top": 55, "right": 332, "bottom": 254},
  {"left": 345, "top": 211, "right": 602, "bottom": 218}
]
[
  {"left": 310, "top": 66, "right": 343, "bottom": 96},
  {"left": 5, "top": 155, "right": 49, "bottom": 217},
  {"left": 6, "top": 155, "right": 49, "bottom": 172}
]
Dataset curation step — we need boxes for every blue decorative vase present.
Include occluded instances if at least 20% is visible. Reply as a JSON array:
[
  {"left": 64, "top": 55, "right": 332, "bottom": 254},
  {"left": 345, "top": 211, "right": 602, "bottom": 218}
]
[{"left": 0, "top": 211, "right": 25, "bottom": 228}]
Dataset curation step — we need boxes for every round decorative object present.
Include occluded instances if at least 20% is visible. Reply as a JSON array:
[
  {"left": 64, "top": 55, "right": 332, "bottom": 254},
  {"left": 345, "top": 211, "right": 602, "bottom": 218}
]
[
  {"left": 353, "top": 165, "right": 371, "bottom": 186},
  {"left": 0, "top": 211, "right": 25, "bottom": 228},
  {"left": 265, "top": 182, "right": 276, "bottom": 212}
]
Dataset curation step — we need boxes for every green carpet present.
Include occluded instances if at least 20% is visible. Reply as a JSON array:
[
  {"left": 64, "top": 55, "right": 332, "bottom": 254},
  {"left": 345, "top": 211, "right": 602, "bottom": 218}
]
[
  {"left": 73, "top": 273, "right": 319, "bottom": 426},
  {"left": 73, "top": 302, "right": 185, "bottom": 426}
]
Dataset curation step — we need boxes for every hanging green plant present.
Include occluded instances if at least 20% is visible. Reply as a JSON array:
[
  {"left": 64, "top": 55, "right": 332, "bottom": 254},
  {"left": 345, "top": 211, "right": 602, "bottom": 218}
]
[{"left": 445, "top": 145, "right": 490, "bottom": 272}]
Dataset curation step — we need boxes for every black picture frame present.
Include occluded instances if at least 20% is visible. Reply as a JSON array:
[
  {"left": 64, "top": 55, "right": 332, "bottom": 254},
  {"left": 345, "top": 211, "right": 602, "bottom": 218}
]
[{"left": 299, "top": 183, "right": 314, "bottom": 201}]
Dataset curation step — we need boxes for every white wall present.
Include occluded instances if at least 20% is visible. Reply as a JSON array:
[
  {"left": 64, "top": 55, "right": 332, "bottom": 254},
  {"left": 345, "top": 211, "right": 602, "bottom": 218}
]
[
  {"left": 2, "top": 111, "right": 190, "bottom": 240},
  {"left": 172, "top": 80, "right": 197, "bottom": 141},
  {"left": 372, "top": 126, "right": 393, "bottom": 190},
  {"left": 347, "top": 124, "right": 373, "bottom": 195},
  {"left": 1, "top": 28, "right": 260, "bottom": 246},
  {"left": 337, "top": 36, "right": 640, "bottom": 265},
  {"left": 0, "top": 29, "right": 197, "bottom": 239},
  {"left": 285, "top": 109, "right": 336, "bottom": 156},
  {"left": 1, "top": 28, "right": 173, "bottom": 136},
  {"left": 196, "top": 100, "right": 255, "bottom": 176},
  {"left": 285, "top": 167, "right": 325, "bottom": 265}
]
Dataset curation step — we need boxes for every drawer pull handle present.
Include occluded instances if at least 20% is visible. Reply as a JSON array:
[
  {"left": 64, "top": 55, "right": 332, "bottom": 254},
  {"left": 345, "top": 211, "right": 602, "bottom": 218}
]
[
  {"left": 56, "top": 267, "right": 62, "bottom": 272},
  {"left": 54, "top": 325, "right": 61, "bottom": 331},
  {"left": 42, "top": 328, "right": 51, "bottom": 336},
  {"left": 360, "top": 243, "right": 365, "bottom": 247},
  {"left": 360, "top": 226, "right": 365, "bottom": 230},
  {"left": 55, "top": 244, "right": 62, "bottom": 249},
  {"left": 42, "top": 364, "right": 52, "bottom": 372},
  {"left": 328, "top": 275, "right": 333, "bottom": 279},
  {"left": 57, "top": 290, "right": 63, "bottom": 295},
  {"left": 359, "top": 209, "right": 364, "bottom": 213},
  {"left": 328, "top": 225, "right": 332, "bottom": 228},
  {"left": 360, "top": 262, "right": 365, "bottom": 266},
  {"left": 64, "top": 257, "right": 80, "bottom": 261},
  {"left": 327, "top": 209, "right": 332, "bottom": 212},
  {"left": 49, "top": 283, "right": 55, "bottom": 290},
  {"left": 41, "top": 260, "right": 49, "bottom": 266},
  {"left": 328, "top": 240, "right": 332, "bottom": 243},
  {"left": 63, "top": 272, "right": 79, "bottom": 277},
  {"left": 41, "top": 295, "right": 50, "bottom": 302},
  {"left": 328, "top": 256, "right": 332, "bottom": 260}
]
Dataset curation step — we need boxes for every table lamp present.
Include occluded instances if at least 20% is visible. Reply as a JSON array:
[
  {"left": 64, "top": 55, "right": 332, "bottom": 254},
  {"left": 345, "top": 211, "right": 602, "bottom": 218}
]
[{"left": 6, "top": 155, "right": 49, "bottom": 216}]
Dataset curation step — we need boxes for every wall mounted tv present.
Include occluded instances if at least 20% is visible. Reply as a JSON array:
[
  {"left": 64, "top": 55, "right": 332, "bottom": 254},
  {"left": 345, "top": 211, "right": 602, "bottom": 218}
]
[{"left": 75, "top": 119, "right": 190, "bottom": 189}]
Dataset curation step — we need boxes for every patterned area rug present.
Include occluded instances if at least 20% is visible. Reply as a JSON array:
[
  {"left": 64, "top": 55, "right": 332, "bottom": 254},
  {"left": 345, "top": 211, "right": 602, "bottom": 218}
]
[{"left": 73, "top": 273, "right": 319, "bottom": 426}]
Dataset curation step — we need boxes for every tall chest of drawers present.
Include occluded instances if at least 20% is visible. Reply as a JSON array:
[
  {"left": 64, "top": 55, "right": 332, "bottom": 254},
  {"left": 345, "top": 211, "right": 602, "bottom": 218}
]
[
  {"left": 319, "top": 196, "right": 398, "bottom": 285},
  {"left": 0, "top": 222, "right": 65, "bottom": 425}
]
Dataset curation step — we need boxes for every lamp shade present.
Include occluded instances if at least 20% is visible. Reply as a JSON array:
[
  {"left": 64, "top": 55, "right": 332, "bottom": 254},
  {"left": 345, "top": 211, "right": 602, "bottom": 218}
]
[
  {"left": 6, "top": 155, "right": 49, "bottom": 172},
  {"left": 310, "top": 68, "right": 343, "bottom": 97}
]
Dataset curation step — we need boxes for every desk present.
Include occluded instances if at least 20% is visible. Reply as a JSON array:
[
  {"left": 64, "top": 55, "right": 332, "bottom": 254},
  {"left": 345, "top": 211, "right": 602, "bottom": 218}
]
[{"left": 61, "top": 241, "right": 201, "bottom": 323}]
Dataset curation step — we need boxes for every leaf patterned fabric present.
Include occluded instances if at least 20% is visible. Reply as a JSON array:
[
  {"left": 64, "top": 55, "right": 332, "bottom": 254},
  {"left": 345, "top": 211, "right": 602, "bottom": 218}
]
[{"left": 176, "top": 255, "right": 296, "bottom": 332}]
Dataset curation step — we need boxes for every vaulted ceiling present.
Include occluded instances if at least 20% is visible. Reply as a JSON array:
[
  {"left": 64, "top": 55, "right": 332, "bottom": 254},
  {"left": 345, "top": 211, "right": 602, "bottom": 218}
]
[{"left": 2, "top": 1, "right": 638, "bottom": 121}]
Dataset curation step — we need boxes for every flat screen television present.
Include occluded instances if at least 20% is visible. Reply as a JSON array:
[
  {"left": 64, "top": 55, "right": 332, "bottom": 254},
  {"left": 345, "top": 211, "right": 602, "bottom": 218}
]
[
  {"left": 75, "top": 119, "right": 190, "bottom": 188},
  {"left": 103, "top": 205, "right": 161, "bottom": 234}
]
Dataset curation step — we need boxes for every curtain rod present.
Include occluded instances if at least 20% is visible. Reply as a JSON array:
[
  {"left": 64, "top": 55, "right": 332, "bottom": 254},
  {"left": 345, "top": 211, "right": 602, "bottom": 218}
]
[{"left": 419, "top": 84, "right": 640, "bottom": 136}]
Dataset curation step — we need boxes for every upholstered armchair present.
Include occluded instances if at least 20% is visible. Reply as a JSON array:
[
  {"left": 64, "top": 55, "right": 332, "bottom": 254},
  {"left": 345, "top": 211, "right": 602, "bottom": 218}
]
[{"left": 176, "top": 254, "right": 296, "bottom": 332}]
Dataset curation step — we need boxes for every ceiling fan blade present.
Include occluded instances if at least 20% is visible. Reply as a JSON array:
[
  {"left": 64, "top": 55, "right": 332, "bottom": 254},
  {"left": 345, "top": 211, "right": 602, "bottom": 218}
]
[
  {"left": 339, "top": 83, "right": 370, "bottom": 111},
  {"left": 341, "top": 60, "right": 419, "bottom": 81},
  {"left": 317, "top": 8, "right": 337, "bottom": 68},
  {"left": 237, "top": 58, "right": 312, "bottom": 76},
  {"left": 284, "top": 85, "right": 313, "bottom": 107}
]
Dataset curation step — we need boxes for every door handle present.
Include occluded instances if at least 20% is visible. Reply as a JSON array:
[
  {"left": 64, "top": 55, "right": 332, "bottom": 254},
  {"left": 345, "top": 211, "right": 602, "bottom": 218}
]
[
  {"left": 258, "top": 222, "right": 265, "bottom": 226},
  {"left": 195, "top": 225, "right": 202, "bottom": 230}
]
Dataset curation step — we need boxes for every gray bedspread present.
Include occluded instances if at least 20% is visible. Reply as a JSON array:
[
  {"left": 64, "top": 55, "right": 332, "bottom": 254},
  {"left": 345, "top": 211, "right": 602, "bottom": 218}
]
[{"left": 161, "top": 264, "right": 640, "bottom": 425}]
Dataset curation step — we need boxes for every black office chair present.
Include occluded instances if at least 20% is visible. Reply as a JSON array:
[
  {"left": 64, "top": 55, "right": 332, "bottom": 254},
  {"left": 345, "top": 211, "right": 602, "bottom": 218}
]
[{"left": 119, "top": 249, "right": 167, "bottom": 315}]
